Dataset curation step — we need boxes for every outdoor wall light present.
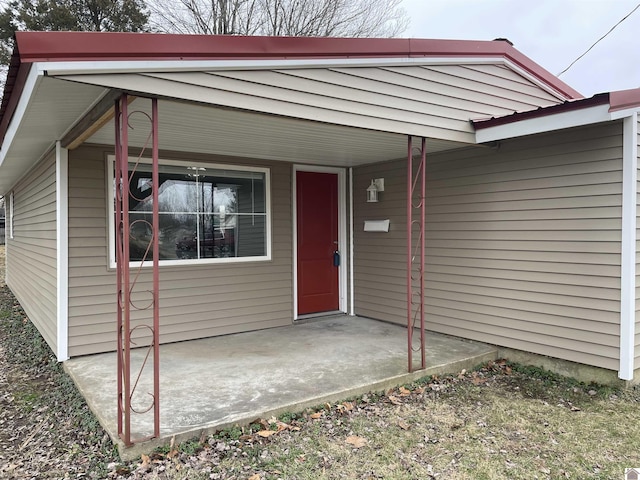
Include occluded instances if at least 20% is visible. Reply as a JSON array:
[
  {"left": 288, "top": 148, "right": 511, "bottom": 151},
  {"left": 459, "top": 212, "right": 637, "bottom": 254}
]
[{"left": 366, "top": 178, "right": 385, "bottom": 203}]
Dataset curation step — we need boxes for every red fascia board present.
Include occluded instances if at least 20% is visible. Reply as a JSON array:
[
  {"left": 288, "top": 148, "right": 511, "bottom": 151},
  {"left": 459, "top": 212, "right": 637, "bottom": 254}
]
[
  {"left": 13, "top": 31, "right": 581, "bottom": 99},
  {"left": 472, "top": 93, "right": 610, "bottom": 130}
]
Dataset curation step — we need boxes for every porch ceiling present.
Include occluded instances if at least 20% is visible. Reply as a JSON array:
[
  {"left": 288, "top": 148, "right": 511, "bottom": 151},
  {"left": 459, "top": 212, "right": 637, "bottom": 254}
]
[
  {"left": 0, "top": 76, "right": 107, "bottom": 193},
  {"left": 85, "top": 97, "right": 470, "bottom": 166}
]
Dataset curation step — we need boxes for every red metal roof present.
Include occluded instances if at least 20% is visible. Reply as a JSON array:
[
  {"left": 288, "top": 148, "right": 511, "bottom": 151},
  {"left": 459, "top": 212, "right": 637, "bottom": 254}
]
[
  {"left": 0, "top": 31, "right": 584, "bottom": 145},
  {"left": 473, "top": 87, "right": 640, "bottom": 131},
  {"left": 472, "top": 94, "right": 610, "bottom": 130}
]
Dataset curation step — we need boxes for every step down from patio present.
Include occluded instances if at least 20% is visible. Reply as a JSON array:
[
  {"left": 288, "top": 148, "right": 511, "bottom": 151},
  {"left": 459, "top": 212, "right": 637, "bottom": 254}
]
[{"left": 64, "top": 316, "right": 498, "bottom": 460}]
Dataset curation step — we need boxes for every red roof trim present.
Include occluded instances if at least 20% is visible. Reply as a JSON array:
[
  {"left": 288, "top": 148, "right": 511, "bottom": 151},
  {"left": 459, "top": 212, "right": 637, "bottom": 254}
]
[
  {"left": 473, "top": 86, "right": 640, "bottom": 131},
  {"left": 13, "top": 31, "right": 582, "bottom": 99},
  {"left": 472, "top": 94, "right": 610, "bottom": 130},
  {"left": 609, "top": 88, "right": 640, "bottom": 112}
]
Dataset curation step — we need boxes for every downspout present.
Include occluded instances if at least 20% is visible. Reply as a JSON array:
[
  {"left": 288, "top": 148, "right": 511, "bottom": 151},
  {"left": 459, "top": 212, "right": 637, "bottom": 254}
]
[
  {"left": 55, "top": 141, "right": 69, "bottom": 362},
  {"left": 620, "top": 112, "right": 638, "bottom": 381}
]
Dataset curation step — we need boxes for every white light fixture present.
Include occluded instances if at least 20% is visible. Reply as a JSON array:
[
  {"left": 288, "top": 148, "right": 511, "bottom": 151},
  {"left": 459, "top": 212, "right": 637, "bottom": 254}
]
[{"left": 366, "top": 178, "right": 384, "bottom": 203}]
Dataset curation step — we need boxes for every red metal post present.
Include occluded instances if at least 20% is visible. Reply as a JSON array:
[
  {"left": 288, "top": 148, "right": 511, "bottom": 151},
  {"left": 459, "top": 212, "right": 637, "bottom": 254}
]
[
  {"left": 115, "top": 98, "right": 123, "bottom": 438},
  {"left": 116, "top": 95, "right": 161, "bottom": 445},
  {"left": 151, "top": 98, "right": 160, "bottom": 438},
  {"left": 116, "top": 94, "right": 132, "bottom": 445},
  {"left": 406, "top": 137, "right": 413, "bottom": 373},
  {"left": 407, "top": 136, "right": 427, "bottom": 373},
  {"left": 419, "top": 137, "right": 426, "bottom": 370}
]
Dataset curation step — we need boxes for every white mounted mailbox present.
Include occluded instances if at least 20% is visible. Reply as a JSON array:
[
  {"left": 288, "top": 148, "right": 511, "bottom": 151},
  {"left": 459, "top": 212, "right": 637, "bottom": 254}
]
[{"left": 364, "top": 219, "right": 390, "bottom": 232}]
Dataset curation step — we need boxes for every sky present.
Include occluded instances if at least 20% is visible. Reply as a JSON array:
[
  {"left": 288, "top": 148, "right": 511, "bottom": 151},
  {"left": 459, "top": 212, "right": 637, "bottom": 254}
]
[{"left": 401, "top": 0, "right": 640, "bottom": 97}]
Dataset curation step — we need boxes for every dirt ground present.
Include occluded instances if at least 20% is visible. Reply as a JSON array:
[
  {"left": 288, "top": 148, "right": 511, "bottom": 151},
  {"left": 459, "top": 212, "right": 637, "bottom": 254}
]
[{"left": 0, "top": 246, "right": 117, "bottom": 478}]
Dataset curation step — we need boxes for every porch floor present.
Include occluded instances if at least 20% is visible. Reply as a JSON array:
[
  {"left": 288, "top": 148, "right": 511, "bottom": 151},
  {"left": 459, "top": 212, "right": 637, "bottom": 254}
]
[{"left": 64, "top": 315, "right": 497, "bottom": 459}]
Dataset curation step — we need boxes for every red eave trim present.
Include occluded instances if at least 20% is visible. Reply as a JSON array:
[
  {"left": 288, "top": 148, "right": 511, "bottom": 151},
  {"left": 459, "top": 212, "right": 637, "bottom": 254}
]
[
  {"left": 473, "top": 93, "right": 610, "bottom": 130},
  {"left": 609, "top": 88, "right": 640, "bottom": 112},
  {"left": 14, "top": 31, "right": 582, "bottom": 99}
]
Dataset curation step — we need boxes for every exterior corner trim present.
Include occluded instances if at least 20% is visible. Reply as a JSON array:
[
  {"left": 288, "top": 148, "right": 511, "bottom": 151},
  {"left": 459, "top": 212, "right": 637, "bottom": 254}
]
[
  {"left": 55, "top": 141, "right": 69, "bottom": 362},
  {"left": 619, "top": 112, "right": 637, "bottom": 380}
]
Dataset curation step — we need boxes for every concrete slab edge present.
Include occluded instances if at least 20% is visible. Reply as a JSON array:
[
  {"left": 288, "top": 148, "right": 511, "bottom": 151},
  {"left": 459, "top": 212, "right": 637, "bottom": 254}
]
[
  {"left": 62, "top": 361, "right": 119, "bottom": 449},
  {"left": 116, "top": 348, "right": 498, "bottom": 461}
]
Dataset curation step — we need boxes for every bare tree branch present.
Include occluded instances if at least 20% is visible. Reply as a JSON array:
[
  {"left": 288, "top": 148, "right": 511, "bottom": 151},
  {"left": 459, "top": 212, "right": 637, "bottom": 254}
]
[{"left": 147, "top": 0, "right": 409, "bottom": 37}]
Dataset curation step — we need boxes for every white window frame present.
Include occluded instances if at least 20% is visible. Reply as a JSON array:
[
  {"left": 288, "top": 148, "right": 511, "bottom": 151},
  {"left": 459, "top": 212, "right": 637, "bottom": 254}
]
[{"left": 107, "top": 155, "right": 271, "bottom": 268}]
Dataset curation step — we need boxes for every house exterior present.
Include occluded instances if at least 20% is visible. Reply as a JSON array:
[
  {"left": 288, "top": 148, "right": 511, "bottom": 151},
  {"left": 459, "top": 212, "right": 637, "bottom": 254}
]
[{"left": 2, "top": 31, "right": 640, "bottom": 385}]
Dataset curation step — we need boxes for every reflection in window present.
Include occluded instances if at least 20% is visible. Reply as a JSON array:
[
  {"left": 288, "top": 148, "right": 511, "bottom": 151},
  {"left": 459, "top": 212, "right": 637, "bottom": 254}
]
[{"left": 124, "top": 162, "right": 268, "bottom": 262}]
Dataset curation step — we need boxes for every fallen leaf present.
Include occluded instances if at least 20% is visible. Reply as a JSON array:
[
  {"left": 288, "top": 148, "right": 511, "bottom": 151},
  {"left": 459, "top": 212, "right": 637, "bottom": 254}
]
[
  {"left": 248, "top": 474, "right": 261, "bottom": 480},
  {"left": 257, "top": 430, "right": 277, "bottom": 437},
  {"left": 570, "top": 405, "right": 581, "bottom": 412},
  {"left": 167, "top": 436, "right": 178, "bottom": 459},
  {"left": 276, "top": 421, "right": 289, "bottom": 432},
  {"left": 346, "top": 435, "right": 367, "bottom": 448},
  {"left": 387, "top": 395, "right": 402, "bottom": 405},
  {"left": 398, "top": 387, "right": 411, "bottom": 396},
  {"left": 398, "top": 420, "right": 411, "bottom": 430},
  {"left": 310, "top": 412, "right": 323, "bottom": 419},
  {"left": 140, "top": 454, "right": 150, "bottom": 468},
  {"left": 342, "top": 401, "right": 354, "bottom": 411},
  {"left": 414, "top": 386, "right": 426, "bottom": 394}
]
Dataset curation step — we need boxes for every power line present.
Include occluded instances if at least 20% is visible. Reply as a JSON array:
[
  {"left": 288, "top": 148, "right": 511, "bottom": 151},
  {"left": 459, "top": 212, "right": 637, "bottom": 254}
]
[{"left": 558, "top": 2, "right": 640, "bottom": 77}]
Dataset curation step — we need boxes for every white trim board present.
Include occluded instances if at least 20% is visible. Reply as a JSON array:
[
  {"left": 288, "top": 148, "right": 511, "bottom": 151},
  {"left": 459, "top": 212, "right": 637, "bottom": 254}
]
[
  {"left": 475, "top": 104, "right": 612, "bottom": 143},
  {"left": 43, "top": 56, "right": 569, "bottom": 102},
  {"left": 619, "top": 112, "right": 638, "bottom": 380},
  {"left": 55, "top": 141, "right": 69, "bottom": 362},
  {"left": 292, "top": 165, "right": 348, "bottom": 319},
  {"left": 0, "top": 64, "right": 45, "bottom": 169}
]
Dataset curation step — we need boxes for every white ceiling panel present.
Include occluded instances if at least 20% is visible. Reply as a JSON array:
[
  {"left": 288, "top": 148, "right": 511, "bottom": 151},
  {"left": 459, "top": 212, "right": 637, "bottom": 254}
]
[
  {"left": 0, "top": 76, "right": 107, "bottom": 193},
  {"left": 87, "top": 98, "right": 469, "bottom": 166}
]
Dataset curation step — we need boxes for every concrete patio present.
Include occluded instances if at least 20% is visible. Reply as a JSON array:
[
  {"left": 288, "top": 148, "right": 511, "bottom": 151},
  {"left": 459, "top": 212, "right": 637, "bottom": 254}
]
[{"left": 64, "top": 315, "right": 497, "bottom": 459}]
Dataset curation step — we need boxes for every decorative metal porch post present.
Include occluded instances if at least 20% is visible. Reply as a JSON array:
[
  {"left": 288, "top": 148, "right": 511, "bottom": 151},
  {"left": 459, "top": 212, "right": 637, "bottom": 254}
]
[
  {"left": 115, "top": 94, "right": 161, "bottom": 446},
  {"left": 407, "top": 136, "right": 426, "bottom": 373}
]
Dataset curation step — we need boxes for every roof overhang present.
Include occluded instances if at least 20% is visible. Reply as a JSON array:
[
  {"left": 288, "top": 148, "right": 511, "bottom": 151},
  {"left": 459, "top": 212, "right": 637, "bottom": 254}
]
[
  {"left": 9, "top": 31, "right": 581, "bottom": 100},
  {"left": 0, "top": 32, "right": 585, "bottom": 194},
  {"left": 473, "top": 88, "right": 640, "bottom": 143}
]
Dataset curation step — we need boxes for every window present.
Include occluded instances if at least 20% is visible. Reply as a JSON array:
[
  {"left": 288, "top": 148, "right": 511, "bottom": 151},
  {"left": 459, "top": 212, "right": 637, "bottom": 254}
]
[{"left": 109, "top": 158, "right": 270, "bottom": 266}]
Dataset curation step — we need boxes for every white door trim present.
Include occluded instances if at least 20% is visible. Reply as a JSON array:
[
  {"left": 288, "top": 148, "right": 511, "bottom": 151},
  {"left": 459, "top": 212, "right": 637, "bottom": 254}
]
[{"left": 293, "top": 165, "right": 347, "bottom": 319}]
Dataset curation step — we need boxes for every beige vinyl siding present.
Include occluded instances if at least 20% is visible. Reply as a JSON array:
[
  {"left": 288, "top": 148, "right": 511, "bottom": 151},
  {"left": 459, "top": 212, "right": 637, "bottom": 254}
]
[
  {"left": 67, "top": 146, "right": 292, "bottom": 356},
  {"left": 354, "top": 121, "right": 623, "bottom": 371},
  {"left": 6, "top": 153, "right": 58, "bottom": 353},
  {"left": 56, "top": 63, "right": 559, "bottom": 144}
]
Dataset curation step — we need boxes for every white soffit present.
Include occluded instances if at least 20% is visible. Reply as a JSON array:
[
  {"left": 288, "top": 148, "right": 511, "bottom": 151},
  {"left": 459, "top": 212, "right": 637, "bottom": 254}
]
[
  {"left": 0, "top": 74, "right": 107, "bottom": 193},
  {"left": 475, "top": 104, "right": 612, "bottom": 143},
  {"left": 86, "top": 98, "right": 469, "bottom": 166}
]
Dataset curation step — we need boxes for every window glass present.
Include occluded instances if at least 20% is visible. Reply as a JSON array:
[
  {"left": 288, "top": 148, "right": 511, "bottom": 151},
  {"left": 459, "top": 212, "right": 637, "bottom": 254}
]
[{"left": 123, "top": 162, "right": 268, "bottom": 263}]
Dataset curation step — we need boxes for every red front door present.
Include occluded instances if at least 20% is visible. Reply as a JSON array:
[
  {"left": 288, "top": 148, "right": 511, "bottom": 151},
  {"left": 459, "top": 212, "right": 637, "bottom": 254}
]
[{"left": 296, "top": 171, "right": 339, "bottom": 315}]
